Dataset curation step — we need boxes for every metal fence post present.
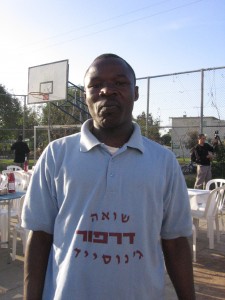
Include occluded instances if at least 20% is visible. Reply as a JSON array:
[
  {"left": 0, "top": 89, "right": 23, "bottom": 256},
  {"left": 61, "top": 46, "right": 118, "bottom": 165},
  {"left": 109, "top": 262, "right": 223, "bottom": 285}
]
[
  {"left": 146, "top": 77, "right": 150, "bottom": 137},
  {"left": 200, "top": 69, "right": 204, "bottom": 133}
]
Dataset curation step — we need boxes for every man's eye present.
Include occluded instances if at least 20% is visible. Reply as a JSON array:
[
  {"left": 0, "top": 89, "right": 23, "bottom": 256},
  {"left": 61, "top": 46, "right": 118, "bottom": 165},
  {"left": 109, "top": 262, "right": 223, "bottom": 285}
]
[
  {"left": 88, "top": 83, "right": 100, "bottom": 89},
  {"left": 115, "top": 81, "right": 126, "bottom": 86},
  {"left": 89, "top": 83, "right": 101, "bottom": 88}
]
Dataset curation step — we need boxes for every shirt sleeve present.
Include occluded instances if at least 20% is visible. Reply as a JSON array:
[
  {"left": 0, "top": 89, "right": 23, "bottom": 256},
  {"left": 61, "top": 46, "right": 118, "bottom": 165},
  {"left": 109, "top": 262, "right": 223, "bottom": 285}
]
[
  {"left": 208, "top": 143, "right": 214, "bottom": 152},
  {"left": 161, "top": 155, "right": 193, "bottom": 239},
  {"left": 21, "top": 145, "right": 58, "bottom": 234},
  {"left": 25, "top": 144, "right": 30, "bottom": 153}
]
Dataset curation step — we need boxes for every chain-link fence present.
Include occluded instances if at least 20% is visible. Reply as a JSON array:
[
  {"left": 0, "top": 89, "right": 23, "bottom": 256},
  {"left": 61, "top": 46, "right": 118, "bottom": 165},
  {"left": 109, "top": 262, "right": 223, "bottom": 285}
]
[
  {"left": 1, "top": 66, "right": 225, "bottom": 163},
  {"left": 135, "top": 66, "right": 225, "bottom": 157},
  {"left": 0, "top": 126, "right": 81, "bottom": 161}
]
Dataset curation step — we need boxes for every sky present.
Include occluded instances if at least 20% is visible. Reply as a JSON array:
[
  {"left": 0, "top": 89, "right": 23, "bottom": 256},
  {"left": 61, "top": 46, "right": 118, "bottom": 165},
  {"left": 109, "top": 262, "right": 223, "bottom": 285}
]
[{"left": 1, "top": 0, "right": 225, "bottom": 121}]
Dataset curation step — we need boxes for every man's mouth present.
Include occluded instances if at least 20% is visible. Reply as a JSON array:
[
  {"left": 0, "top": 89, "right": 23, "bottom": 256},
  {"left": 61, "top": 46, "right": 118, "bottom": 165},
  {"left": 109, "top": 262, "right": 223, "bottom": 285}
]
[{"left": 99, "top": 104, "right": 119, "bottom": 116}]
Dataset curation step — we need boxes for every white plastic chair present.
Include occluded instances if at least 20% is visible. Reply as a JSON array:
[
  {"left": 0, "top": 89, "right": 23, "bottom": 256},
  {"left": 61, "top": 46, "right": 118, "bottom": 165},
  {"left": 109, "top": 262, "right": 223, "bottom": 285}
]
[
  {"left": 206, "top": 179, "right": 225, "bottom": 233},
  {"left": 0, "top": 202, "right": 21, "bottom": 248},
  {"left": 2, "top": 170, "right": 11, "bottom": 176},
  {"left": 7, "top": 165, "right": 23, "bottom": 171},
  {"left": 192, "top": 186, "right": 225, "bottom": 249},
  {"left": 12, "top": 195, "right": 29, "bottom": 260},
  {"left": 0, "top": 174, "right": 8, "bottom": 189},
  {"left": 206, "top": 179, "right": 225, "bottom": 190},
  {"left": 0, "top": 174, "right": 9, "bottom": 247},
  {"left": 13, "top": 171, "right": 28, "bottom": 191},
  {"left": 0, "top": 192, "right": 21, "bottom": 248},
  {"left": 0, "top": 209, "right": 8, "bottom": 247}
]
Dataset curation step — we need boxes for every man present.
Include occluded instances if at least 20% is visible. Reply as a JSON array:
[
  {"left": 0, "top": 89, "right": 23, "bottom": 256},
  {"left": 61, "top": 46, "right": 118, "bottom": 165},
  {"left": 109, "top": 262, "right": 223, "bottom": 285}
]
[
  {"left": 11, "top": 134, "right": 30, "bottom": 167},
  {"left": 193, "top": 133, "right": 215, "bottom": 189},
  {"left": 22, "top": 54, "right": 195, "bottom": 299}
]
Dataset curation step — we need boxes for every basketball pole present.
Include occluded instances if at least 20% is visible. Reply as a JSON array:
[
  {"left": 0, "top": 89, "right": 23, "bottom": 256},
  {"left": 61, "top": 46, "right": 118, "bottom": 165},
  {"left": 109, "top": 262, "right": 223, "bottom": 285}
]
[{"left": 23, "top": 95, "right": 26, "bottom": 139}]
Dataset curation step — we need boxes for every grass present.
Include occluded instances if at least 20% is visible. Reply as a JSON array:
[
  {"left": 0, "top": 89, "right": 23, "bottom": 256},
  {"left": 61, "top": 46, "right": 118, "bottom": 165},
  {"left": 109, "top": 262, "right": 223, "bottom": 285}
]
[
  {"left": 1, "top": 158, "right": 196, "bottom": 187},
  {"left": 184, "top": 174, "right": 196, "bottom": 188},
  {"left": 177, "top": 157, "right": 192, "bottom": 165}
]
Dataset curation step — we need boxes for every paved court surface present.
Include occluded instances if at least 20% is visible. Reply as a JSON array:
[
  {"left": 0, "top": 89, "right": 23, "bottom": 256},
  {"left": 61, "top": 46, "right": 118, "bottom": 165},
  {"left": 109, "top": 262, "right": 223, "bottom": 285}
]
[{"left": 0, "top": 218, "right": 225, "bottom": 299}]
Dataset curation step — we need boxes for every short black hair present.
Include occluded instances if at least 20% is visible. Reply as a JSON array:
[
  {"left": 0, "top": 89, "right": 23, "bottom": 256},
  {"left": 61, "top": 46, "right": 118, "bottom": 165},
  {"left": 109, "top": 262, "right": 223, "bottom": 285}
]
[
  {"left": 198, "top": 133, "right": 205, "bottom": 139},
  {"left": 84, "top": 53, "right": 136, "bottom": 84}
]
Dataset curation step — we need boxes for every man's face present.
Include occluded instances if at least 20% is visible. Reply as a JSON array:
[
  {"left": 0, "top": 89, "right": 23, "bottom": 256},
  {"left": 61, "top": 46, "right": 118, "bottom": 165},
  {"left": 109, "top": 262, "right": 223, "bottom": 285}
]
[
  {"left": 199, "top": 135, "right": 206, "bottom": 144},
  {"left": 84, "top": 57, "right": 139, "bottom": 129}
]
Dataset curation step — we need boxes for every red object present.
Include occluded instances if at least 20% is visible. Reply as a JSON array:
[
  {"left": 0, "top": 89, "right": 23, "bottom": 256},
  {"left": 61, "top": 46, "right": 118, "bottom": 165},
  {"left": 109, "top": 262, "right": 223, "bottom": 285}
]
[
  {"left": 8, "top": 172, "right": 15, "bottom": 193},
  {"left": 24, "top": 157, "right": 28, "bottom": 172}
]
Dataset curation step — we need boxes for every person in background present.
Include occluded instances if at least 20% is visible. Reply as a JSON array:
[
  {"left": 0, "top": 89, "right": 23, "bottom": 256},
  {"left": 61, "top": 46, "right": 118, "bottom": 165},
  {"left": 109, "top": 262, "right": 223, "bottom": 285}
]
[
  {"left": 11, "top": 134, "right": 30, "bottom": 168},
  {"left": 22, "top": 54, "right": 195, "bottom": 300},
  {"left": 193, "top": 133, "right": 216, "bottom": 189}
]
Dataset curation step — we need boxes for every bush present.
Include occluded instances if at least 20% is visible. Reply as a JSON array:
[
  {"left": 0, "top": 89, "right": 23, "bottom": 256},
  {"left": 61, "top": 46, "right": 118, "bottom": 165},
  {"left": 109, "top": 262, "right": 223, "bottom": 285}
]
[
  {"left": 184, "top": 174, "right": 195, "bottom": 188},
  {"left": 212, "top": 162, "right": 225, "bottom": 178}
]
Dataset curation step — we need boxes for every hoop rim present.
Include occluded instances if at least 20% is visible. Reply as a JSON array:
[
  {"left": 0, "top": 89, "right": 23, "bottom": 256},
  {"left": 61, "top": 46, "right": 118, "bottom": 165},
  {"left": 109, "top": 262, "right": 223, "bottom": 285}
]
[
  {"left": 29, "top": 92, "right": 49, "bottom": 95},
  {"left": 29, "top": 92, "right": 49, "bottom": 100}
]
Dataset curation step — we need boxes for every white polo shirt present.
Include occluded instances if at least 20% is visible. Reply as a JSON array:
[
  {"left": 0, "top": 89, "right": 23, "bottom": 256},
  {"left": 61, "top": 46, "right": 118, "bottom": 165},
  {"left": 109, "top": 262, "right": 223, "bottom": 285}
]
[{"left": 22, "top": 119, "right": 192, "bottom": 300}]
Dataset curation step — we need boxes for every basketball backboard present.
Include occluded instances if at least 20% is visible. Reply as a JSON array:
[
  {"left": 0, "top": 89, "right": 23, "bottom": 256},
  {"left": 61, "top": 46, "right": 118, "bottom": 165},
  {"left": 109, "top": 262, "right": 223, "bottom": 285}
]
[{"left": 27, "top": 59, "right": 69, "bottom": 104}]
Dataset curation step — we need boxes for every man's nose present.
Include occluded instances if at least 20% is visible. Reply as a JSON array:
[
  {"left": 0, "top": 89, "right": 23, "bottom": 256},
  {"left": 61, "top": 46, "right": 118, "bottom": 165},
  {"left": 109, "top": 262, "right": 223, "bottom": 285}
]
[{"left": 99, "top": 83, "right": 117, "bottom": 95}]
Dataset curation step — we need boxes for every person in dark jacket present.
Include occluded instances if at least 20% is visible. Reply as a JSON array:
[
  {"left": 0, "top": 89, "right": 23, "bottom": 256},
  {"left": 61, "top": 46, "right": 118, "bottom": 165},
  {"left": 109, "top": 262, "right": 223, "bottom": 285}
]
[
  {"left": 193, "top": 133, "right": 214, "bottom": 189},
  {"left": 11, "top": 134, "right": 30, "bottom": 167}
]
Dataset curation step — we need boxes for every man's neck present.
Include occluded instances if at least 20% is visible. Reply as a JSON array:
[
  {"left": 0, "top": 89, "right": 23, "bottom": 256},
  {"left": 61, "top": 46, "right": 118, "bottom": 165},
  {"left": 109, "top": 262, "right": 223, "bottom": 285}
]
[{"left": 91, "top": 123, "right": 134, "bottom": 148}]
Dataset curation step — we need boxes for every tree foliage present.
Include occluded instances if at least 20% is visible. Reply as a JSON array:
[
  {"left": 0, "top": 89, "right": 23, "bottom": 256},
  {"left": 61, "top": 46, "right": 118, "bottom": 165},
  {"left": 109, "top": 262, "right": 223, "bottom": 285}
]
[
  {"left": 185, "top": 130, "right": 198, "bottom": 150},
  {"left": 0, "top": 84, "right": 41, "bottom": 147},
  {"left": 41, "top": 103, "right": 76, "bottom": 126},
  {"left": 161, "top": 133, "right": 171, "bottom": 146},
  {"left": 134, "top": 111, "right": 160, "bottom": 142},
  {"left": 0, "top": 84, "right": 23, "bottom": 141}
]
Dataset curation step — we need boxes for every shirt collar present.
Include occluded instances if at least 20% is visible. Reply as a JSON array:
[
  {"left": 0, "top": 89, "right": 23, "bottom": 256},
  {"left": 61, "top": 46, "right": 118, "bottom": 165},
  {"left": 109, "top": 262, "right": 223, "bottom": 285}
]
[{"left": 80, "top": 119, "right": 144, "bottom": 153}]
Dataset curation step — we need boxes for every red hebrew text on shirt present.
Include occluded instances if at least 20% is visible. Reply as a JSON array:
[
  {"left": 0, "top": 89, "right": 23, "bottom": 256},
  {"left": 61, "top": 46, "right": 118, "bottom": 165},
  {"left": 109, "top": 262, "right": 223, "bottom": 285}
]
[{"left": 74, "top": 211, "right": 143, "bottom": 265}]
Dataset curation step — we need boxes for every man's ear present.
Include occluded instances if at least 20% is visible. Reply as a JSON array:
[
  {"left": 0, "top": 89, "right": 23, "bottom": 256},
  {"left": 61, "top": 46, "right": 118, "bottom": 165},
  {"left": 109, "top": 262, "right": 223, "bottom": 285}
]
[{"left": 134, "top": 86, "right": 139, "bottom": 102}]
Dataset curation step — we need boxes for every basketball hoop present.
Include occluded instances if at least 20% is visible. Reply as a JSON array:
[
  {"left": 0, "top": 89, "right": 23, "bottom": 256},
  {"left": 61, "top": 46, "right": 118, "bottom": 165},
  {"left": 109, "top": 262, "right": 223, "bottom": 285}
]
[
  {"left": 29, "top": 92, "right": 49, "bottom": 101},
  {"left": 43, "top": 93, "right": 49, "bottom": 100}
]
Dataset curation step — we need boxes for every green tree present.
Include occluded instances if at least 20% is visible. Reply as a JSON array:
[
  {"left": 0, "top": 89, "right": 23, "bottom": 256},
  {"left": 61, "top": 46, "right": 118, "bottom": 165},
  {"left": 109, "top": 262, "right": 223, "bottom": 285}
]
[
  {"left": 0, "top": 85, "right": 41, "bottom": 158},
  {"left": 135, "top": 111, "right": 160, "bottom": 142},
  {"left": 24, "top": 105, "right": 42, "bottom": 147},
  {"left": 41, "top": 103, "right": 78, "bottom": 126},
  {"left": 0, "top": 84, "right": 23, "bottom": 141},
  {"left": 212, "top": 141, "right": 225, "bottom": 178},
  {"left": 161, "top": 133, "right": 171, "bottom": 146},
  {"left": 185, "top": 130, "right": 198, "bottom": 150}
]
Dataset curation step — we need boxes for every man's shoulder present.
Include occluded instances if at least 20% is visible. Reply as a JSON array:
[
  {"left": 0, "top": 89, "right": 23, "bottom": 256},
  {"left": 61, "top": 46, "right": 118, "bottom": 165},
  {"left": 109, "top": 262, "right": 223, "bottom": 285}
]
[
  {"left": 190, "top": 145, "right": 197, "bottom": 152},
  {"left": 205, "top": 142, "right": 213, "bottom": 148},
  {"left": 42, "top": 132, "right": 81, "bottom": 159},
  {"left": 195, "top": 144, "right": 201, "bottom": 150},
  {"left": 142, "top": 136, "right": 174, "bottom": 156},
  {"left": 51, "top": 132, "right": 81, "bottom": 146}
]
